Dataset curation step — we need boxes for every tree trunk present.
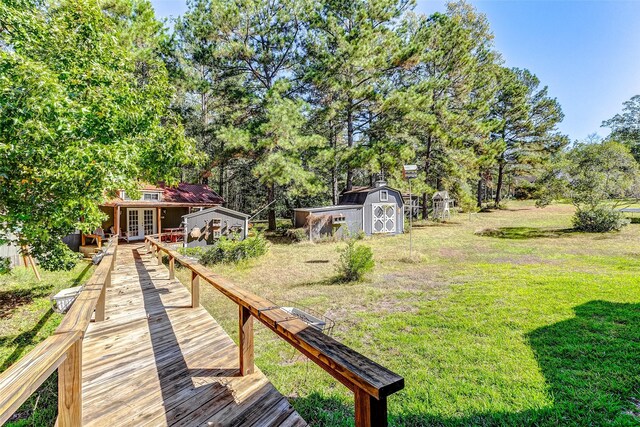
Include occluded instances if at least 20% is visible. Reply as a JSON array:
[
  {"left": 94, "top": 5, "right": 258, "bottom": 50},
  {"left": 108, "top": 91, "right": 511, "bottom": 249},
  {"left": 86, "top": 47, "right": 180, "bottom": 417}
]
[
  {"left": 421, "top": 136, "right": 433, "bottom": 220},
  {"left": 421, "top": 192, "right": 428, "bottom": 220},
  {"left": 267, "top": 183, "right": 276, "bottom": 231},
  {"left": 346, "top": 103, "right": 354, "bottom": 190},
  {"left": 495, "top": 162, "right": 504, "bottom": 207},
  {"left": 477, "top": 175, "right": 483, "bottom": 208},
  {"left": 218, "top": 159, "right": 225, "bottom": 202},
  {"left": 331, "top": 129, "right": 339, "bottom": 205}
]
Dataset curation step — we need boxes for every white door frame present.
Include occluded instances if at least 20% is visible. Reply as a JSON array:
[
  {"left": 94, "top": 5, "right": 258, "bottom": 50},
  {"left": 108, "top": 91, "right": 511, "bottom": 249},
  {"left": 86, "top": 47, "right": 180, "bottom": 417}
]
[
  {"left": 127, "top": 208, "right": 156, "bottom": 241},
  {"left": 371, "top": 203, "right": 397, "bottom": 234}
]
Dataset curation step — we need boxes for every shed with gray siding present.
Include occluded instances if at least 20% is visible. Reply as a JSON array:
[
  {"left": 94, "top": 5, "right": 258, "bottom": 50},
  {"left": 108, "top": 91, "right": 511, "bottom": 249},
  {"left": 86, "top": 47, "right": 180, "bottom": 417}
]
[
  {"left": 182, "top": 206, "right": 249, "bottom": 248},
  {"left": 294, "top": 184, "right": 404, "bottom": 240}
]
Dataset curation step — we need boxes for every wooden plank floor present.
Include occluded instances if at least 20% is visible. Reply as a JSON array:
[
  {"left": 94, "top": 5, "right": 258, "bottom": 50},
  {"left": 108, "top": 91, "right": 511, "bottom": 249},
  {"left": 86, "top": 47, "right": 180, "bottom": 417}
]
[{"left": 81, "top": 243, "right": 306, "bottom": 427}]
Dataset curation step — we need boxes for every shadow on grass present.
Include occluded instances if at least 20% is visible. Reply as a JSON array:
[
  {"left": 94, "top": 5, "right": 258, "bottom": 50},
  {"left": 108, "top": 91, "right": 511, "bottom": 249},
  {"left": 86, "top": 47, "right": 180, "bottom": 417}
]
[
  {"left": 71, "top": 262, "right": 93, "bottom": 286},
  {"left": 0, "top": 262, "right": 91, "bottom": 320},
  {"left": 0, "top": 308, "right": 54, "bottom": 372},
  {"left": 476, "top": 226, "right": 575, "bottom": 240},
  {"left": 291, "top": 301, "right": 640, "bottom": 426},
  {"left": 0, "top": 284, "right": 54, "bottom": 320},
  {"left": 412, "top": 221, "right": 462, "bottom": 228}
]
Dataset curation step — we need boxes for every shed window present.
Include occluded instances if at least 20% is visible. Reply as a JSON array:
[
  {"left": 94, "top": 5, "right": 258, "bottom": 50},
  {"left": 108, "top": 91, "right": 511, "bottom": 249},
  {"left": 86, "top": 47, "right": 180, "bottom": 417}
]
[{"left": 380, "top": 190, "right": 389, "bottom": 201}]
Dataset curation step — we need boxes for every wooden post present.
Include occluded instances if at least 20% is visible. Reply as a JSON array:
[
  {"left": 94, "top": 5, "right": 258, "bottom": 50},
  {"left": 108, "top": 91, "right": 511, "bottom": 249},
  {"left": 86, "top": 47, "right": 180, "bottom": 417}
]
[
  {"left": 157, "top": 207, "right": 162, "bottom": 241},
  {"left": 239, "top": 306, "right": 254, "bottom": 376},
  {"left": 191, "top": 271, "right": 200, "bottom": 308},
  {"left": 156, "top": 248, "right": 162, "bottom": 266},
  {"left": 58, "top": 339, "right": 82, "bottom": 426},
  {"left": 27, "top": 255, "right": 41, "bottom": 282},
  {"left": 115, "top": 206, "right": 120, "bottom": 236},
  {"left": 354, "top": 389, "right": 387, "bottom": 427},
  {"left": 106, "top": 264, "right": 112, "bottom": 288},
  {"left": 95, "top": 284, "right": 106, "bottom": 322},
  {"left": 145, "top": 239, "right": 150, "bottom": 252},
  {"left": 169, "top": 256, "right": 175, "bottom": 280}
]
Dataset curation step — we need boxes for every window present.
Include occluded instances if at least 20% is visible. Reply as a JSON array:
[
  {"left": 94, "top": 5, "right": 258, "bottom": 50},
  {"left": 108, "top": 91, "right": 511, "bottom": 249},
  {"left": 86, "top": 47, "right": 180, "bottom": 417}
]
[
  {"left": 380, "top": 190, "right": 388, "bottom": 201},
  {"left": 142, "top": 192, "right": 160, "bottom": 201}
]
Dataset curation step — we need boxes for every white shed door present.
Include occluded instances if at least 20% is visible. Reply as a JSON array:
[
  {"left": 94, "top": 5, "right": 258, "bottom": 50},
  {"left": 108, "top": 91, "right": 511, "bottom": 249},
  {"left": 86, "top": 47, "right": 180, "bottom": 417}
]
[{"left": 372, "top": 203, "right": 396, "bottom": 233}]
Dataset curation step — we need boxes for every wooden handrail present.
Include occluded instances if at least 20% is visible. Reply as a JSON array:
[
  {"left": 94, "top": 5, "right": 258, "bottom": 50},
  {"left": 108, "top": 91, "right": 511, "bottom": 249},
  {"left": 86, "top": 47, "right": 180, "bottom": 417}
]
[
  {"left": 147, "top": 236, "right": 404, "bottom": 427},
  {"left": 0, "top": 331, "right": 82, "bottom": 425},
  {"left": 0, "top": 238, "right": 118, "bottom": 426}
]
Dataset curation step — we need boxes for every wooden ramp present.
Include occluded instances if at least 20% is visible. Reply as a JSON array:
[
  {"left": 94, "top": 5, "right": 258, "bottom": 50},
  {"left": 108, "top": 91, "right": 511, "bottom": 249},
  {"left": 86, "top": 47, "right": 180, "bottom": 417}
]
[{"left": 81, "top": 244, "right": 306, "bottom": 426}]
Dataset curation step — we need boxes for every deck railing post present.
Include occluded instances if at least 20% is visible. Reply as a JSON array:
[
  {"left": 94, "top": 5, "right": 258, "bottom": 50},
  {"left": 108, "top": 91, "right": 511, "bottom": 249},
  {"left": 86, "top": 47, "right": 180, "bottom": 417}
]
[
  {"left": 156, "top": 248, "right": 162, "bottom": 266},
  {"left": 354, "top": 389, "right": 387, "bottom": 427},
  {"left": 191, "top": 271, "right": 200, "bottom": 308},
  {"left": 58, "top": 338, "right": 82, "bottom": 426},
  {"left": 95, "top": 284, "right": 106, "bottom": 322},
  {"left": 238, "top": 306, "right": 254, "bottom": 376},
  {"left": 145, "top": 239, "right": 150, "bottom": 253},
  {"left": 169, "top": 256, "right": 175, "bottom": 280}
]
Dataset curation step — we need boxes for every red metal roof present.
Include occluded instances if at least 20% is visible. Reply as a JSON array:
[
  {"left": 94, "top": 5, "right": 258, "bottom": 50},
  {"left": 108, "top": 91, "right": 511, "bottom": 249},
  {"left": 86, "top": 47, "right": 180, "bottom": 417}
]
[
  {"left": 162, "top": 183, "right": 224, "bottom": 204},
  {"left": 103, "top": 183, "right": 224, "bottom": 206}
]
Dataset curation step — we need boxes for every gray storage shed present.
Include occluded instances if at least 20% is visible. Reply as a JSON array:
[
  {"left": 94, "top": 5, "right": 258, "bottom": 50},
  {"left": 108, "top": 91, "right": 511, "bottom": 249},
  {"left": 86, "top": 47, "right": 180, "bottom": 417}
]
[
  {"left": 182, "top": 206, "right": 249, "bottom": 248},
  {"left": 294, "top": 183, "right": 404, "bottom": 240}
]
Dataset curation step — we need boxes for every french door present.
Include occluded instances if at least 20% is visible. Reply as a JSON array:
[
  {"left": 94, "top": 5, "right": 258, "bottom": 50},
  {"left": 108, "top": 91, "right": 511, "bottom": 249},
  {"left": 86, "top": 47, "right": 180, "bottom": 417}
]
[
  {"left": 127, "top": 208, "right": 156, "bottom": 240},
  {"left": 372, "top": 203, "right": 397, "bottom": 234}
]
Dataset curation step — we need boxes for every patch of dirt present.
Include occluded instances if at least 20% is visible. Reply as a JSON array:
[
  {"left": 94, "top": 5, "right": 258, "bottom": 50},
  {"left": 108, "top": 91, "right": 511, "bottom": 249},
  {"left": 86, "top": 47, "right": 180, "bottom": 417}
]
[
  {"left": 0, "top": 285, "right": 53, "bottom": 319},
  {"left": 438, "top": 248, "right": 465, "bottom": 260}
]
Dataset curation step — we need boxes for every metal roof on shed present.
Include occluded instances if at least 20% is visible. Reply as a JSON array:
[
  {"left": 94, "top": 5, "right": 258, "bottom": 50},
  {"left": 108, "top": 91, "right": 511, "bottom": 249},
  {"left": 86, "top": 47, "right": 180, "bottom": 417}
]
[
  {"left": 294, "top": 205, "right": 363, "bottom": 213},
  {"left": 182, "top": 205, "right": 250, "bottom": 220}
]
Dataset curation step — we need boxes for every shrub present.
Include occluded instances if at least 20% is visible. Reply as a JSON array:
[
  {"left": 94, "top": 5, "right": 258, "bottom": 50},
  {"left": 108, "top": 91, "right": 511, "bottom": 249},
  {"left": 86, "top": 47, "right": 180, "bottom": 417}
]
[
  {"left": 0, "top": 257, "right": 10, "bottom": 275},
  {"left": 336, "top": 239, "right": 374, "bottom": 282},
  {"left": 572, "top": 207, "right": 629, "bottom": 232},
  {"left": 286, "top": 228, "right": 308, "bottom": 243},
  {"left": 30, "top": 240, "right": 81, "bottom": 271},
  {"left": 177, "top": 246, "right": 205, "bottom": 258},
  {"left": 200, "top": 235, "right": 268, "bottom": 265}
]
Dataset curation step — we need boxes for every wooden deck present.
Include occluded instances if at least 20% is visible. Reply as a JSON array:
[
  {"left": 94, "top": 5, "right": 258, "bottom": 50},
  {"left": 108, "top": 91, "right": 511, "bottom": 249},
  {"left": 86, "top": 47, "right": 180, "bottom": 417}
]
[{"left": 81, "top": 243, "right": 306, "bottom": 426}]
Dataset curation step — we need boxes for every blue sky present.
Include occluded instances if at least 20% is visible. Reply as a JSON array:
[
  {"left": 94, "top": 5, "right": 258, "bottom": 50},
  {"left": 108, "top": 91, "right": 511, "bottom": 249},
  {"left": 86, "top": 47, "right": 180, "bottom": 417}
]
[{"left": 149, "top": 0, "right": 640, "bottom": 142}]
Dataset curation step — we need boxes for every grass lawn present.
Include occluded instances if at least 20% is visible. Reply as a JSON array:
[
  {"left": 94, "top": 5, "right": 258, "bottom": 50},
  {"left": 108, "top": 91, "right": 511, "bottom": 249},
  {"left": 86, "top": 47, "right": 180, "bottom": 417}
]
[
  {"left": 0, "top": 262, "right": 95, "bottom": 426},
  {"left": 175, "top": 201, "right": 640, "bottom": 426}
]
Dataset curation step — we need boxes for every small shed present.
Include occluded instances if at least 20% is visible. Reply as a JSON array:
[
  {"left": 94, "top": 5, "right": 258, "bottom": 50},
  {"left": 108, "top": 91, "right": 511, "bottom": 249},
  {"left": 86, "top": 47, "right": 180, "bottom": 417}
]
[
  {"left": 294, "top": 182, "right": 404, "bottom": 240},
  {"left": 182, "top": 206, "right": 249, "bottom": 248},
  {"left": 432, "top": 191, "right": 452, "bottom": 220}
]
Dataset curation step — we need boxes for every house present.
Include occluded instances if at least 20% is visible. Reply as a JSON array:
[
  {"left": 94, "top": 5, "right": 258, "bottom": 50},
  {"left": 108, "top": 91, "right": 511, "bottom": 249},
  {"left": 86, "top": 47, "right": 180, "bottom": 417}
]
[
  {"left": 98, "top": 183, "right": 224, "bottom": 242},
  {"left": 182, "top": 206, "right": 250, "bottom": 248},
  {"left": 294, "top": 181, "right": 404, "bottom": 240}
]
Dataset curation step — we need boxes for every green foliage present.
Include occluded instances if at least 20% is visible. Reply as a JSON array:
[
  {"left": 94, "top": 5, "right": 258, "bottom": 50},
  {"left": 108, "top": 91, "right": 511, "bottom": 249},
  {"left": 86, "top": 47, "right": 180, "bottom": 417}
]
[
  {"left": 286, "top": 228, "right": 308, "bottom": 243},
  {"left": 335, "top": 239, "right": 375, "bottom": 282},
  {"left": 199, "top": 235, "right": 268, "bottom": 265},
  {"left": 572, "top": 207, "right": 629, "bottom": 233},
  {"left": 0, "top": 257, "right": 10, "bottom": 275},
  {"left": 537, "top": 140, "right": 640, "bottom": 232},
  {"left": 490, "top": 67, "right": 567, "bottom": 205},
  {"left": 538, "top": 140, "right": 640, "bottom": 211},
  {"left": 602, "top": 95, "right": 640, "bottom": 162},
  {"left": 177, "top": 246, "right": 206, "bottom": 258},
  {"left": 29, "top": 240, "right": 82, "bottom": 272},
  {"left": 513, "top": 180, "right": 537, "bottom": 200},
  {"left": 0, "top": 0, "right": 197, "bottom": 269}
]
